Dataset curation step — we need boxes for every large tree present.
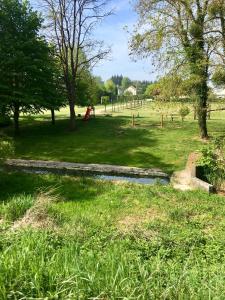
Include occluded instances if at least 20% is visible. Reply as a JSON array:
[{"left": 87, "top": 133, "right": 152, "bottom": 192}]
[
  {"left": 210, "top": 1, "right": 225, "bottom": 88},
  {"left": 0, "top": 0, "right": 62, "bottom": 133},
  {"left": 131, "top": 0, "right": 219, "bottom": 139},
  {"left": 42, "top": 0, "right": 111, "bottom": 130}
]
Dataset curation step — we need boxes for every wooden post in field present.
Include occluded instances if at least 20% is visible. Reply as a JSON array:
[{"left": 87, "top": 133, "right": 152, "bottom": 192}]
[
  {"left": 132, "top": 114, "right": 135, "bottom": 127},
  {"left": 161, "top": 114, "right": 164, "bottom": 128}
]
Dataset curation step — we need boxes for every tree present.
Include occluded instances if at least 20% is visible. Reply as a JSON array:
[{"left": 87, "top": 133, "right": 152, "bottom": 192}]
[
  {"left": 209, "top": 1, "right": 225, "bottom": 90},
  {"left": 145, "top": 82, "right": 160, "bottom": 98},
  {"left": 39, "top": 51, "right": 66, "bottom": 125},
  {"left": 0, "top": 0, "right": 59, "bottom": 133},
  {"left": 131, "top": 0, "right": 218, "bottom": 139},
  {"left": 111, "top": 75, "right": 123, "bottom": 86},
  {"left": 101, "top": 95, "right": 110, "bottom": 112},
  {"left": 42, "top": 0, "right": 111, "bottom": 130},
  {"left": 179, "top": 106, "right": 190, "bottom": 122},
  {"left": 76, "top": 70, "right": 103, "bottom": 107},
  {"left": 121, "top": 77, "right": 132, "bottom": 91},
  {"left": 136, "top": 80, "right": 152, "bottom": 94},
  {"left": 104, "top": 79, "right": 117, "bottom": 98}
]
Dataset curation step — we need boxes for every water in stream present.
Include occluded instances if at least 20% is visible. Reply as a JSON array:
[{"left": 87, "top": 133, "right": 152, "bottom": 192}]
[{"left": 17, "top": 168, "right": 170, "bottom": 185}]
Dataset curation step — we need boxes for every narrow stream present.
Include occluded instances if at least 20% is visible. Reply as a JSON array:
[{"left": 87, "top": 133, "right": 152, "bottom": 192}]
[{"left": 15, "top": 168, "right": 170, "bottom": 185}]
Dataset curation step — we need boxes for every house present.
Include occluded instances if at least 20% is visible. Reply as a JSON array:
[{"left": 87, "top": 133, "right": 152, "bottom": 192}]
[
  {"left": 214, "top": 87, "right": 225, "bottom": 99},
  {"left": 124, "top": 86, "right": 137, "bottom": 96}
]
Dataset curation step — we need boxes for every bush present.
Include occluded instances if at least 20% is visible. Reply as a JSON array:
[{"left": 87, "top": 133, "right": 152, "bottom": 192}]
[
  {"left": 198, "top": 137, "right": 225, "bottom": 189},
  {"left": 179, "top": 106, "right": 190, "bottom": 121}
]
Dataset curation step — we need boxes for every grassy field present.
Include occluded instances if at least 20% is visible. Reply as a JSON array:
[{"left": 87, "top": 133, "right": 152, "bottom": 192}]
[
  {"left": 6, "top": 102, "right": 225, "bottom": 173},
  {"left": 0, "top": 102, "right": 225, "bottom": 299},
  {"left": 1, "top": 171, "right": 225, "bottom": 299}
]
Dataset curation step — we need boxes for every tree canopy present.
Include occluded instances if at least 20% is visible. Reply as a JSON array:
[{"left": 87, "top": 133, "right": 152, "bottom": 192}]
[
  {"left": 131, "top": 0, "right": 225, "bottom": 139},
  {"left": 0, "top": 0, "right": 64, "bottom": 133}
]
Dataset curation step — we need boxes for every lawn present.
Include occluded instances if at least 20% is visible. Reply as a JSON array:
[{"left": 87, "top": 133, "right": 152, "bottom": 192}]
[
  {"left": 6, "top": 102, "right": 225, "bottom": 174},
  {"left": 0, "top": 171, "right": 225, "bottom": 299},
  {"left": 0, "top": 102, "right": 225, "bottom": 299}
]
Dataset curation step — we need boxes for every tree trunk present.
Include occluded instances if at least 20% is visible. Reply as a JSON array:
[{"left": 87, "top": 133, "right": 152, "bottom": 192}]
[
  {"left": 51, "top": 108, "right": 55, "bottom": 125},
  {"left": 69, "top": 99, "right": 76, "bottom": 130},
  {"left": 13, "top": 103, "right": 20, "bottom": 135},
  {"left": 195, "top": 71, "right": 209, "bottom": 139},
  {"left": 64, "top": 73, "right": 76, "bottom": 130},
  {"left": 197, "top": 108, "right": 208, "bottom": 139}
]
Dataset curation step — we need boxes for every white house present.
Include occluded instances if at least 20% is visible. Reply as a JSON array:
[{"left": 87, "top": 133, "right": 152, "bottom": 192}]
[
  {"left": 214, "top": 87, "right": 225, "bottom": 99},
  {"left": 124, "top": 86, "right": 137, "bottom": 96}
]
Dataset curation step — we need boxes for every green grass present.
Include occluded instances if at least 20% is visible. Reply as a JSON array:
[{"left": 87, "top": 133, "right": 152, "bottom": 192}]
[
  {"left": 1, "top": 102, "right": 225, "bottom": 299},
  {"left": 0, "top": 171, "right": 225, "bottom": 299},
  {"left": 5, "top": 102, "right": 225, "bottom": 174}
]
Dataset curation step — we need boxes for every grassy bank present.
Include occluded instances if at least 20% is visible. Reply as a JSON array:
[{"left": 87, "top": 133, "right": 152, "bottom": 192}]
[{"left": 0, "top": 171, "right": 225, "bottom": 299}]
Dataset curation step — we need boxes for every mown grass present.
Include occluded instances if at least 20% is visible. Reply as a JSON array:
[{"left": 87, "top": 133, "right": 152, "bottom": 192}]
[
  {"left": 4, "top": 102, "right": 225, "bottom": 174},
  {"left": 0, "top": 171, "right": 225, "bottom": 299}
]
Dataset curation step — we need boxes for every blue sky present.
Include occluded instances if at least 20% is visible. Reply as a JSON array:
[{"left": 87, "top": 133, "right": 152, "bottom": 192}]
[
  {"left": 92, "top": 0, "right": 156, "bottom": 81},
  {"left": 32, "top": 0, "right": 156, "bottom": 81}
]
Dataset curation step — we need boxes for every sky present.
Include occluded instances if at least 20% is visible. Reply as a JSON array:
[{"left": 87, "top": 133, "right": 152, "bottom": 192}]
[
  {"left": 92, "top": 0, "right": 156, "bottom": 81},
  {"left": 31, "top": 0, "right": 156, "bottom": 82}
]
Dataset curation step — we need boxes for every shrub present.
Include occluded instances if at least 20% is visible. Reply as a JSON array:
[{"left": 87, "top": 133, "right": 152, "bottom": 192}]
[
  {"left": 179, "top": 106, "right": 190, "bottom": 121},
  {"left": 0, "top": 136, "right": 14, "bottom": 161},
  {"left": 198, "top": 137, "right": 225, "bottom": 189}
]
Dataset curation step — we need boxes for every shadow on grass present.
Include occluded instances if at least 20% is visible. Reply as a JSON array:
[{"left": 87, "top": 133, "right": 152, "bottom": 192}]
[
  {"left": 0, "top": 171, "right": 113, "bottom": 204},
  {"left": 5, "top": 116, "right": 173, "bottom": 173}
]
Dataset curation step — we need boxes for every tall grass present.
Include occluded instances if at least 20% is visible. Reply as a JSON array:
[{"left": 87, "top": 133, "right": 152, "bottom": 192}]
[
  {"left": 1, "top": 194, "right": 34, "bottom": 222},
  {"left": 0, "top": 171, "right": 225, "bottom": 299},
  {"left": 0, "top": 228, "right": 225, "bottom": 299}
]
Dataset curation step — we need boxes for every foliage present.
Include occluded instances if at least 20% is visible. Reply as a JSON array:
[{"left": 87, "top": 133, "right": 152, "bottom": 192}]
[
  {"left": 104, "top": 79, "right": 117, "bottom": 97},
  {"left": 145, "top": 82, "right": 160, "bottom": 98},
  {"left": 198, "top": 137, "right": 225, "bottom": 189},
  {"left": 101, "top": 96, "right": 110, "bottom": 106},
  {"left": 121, "top": 77, "right": 132, "bottom": 91},
  {"left": 124, "top": 90, "right": 133, "bottom": 96},
  {"left": 41, "top": 0, "right": 111, "bottom": 130},
  {"left": 76, "top": 71, "right": 103, "bottom": 106},
  {"left": 130, "top": 0, "right": 225, "bottom": 138},
  {"left": 179, "top": 106, "right": 190, "bottom": 121},
  {"left": 212, "top": 67, "right": 225, "bottom": 86},
  {"left": 110, "top": 75, "right": 123, "bottom": 86},
  {"left": 0, "top": 0, "right": 63, "bottom": 132},
  {"left": 0, "top": 136, "right": 14, "bottom": 160},
  {"left": 39, "top": 49, "right": 66, "bottom": 112}
]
